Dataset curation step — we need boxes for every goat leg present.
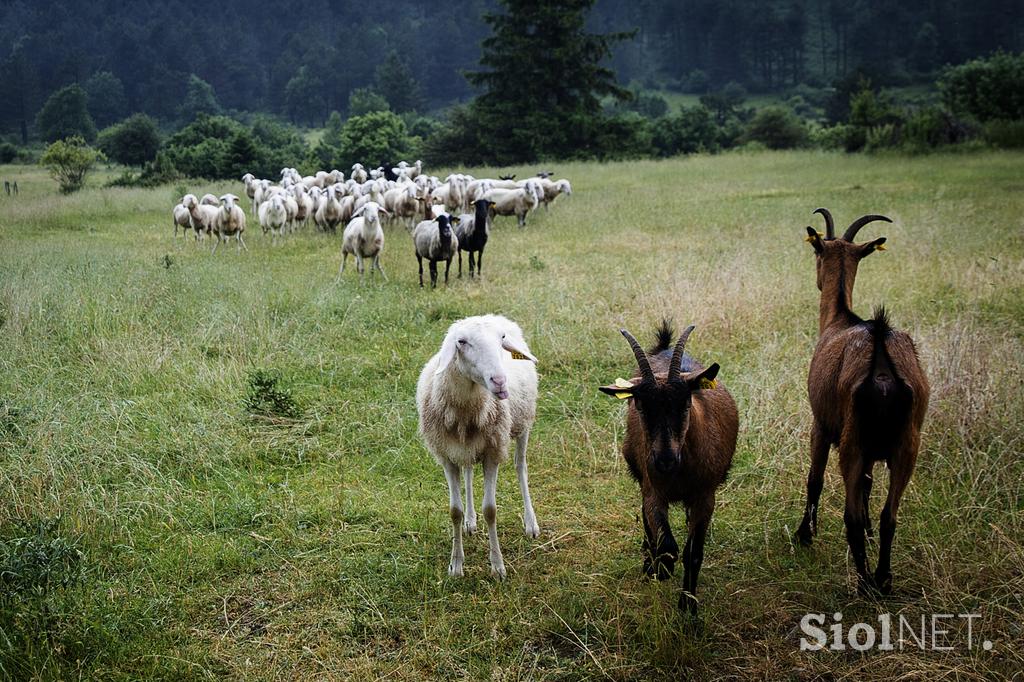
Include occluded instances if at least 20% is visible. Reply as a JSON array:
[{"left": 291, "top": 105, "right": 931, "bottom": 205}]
[
  {"left": 680, "top": 494, "right": 713, "bottom": 614},
  {"left": 841, "top": 450, "right": 874, "bottom": 593},
  {"left": 642, "top": 492, "right": 677, "bottom": 580},
  {"left": 796, "top": 423, "right": 830, "bottom": 546}
]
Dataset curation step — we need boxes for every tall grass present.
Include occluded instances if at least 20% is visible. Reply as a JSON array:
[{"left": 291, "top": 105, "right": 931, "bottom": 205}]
[{"left": 1, "top": 152, "right": 1022, "bottom": 679}]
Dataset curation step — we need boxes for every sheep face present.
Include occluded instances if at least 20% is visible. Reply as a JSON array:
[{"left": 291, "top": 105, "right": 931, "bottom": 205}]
[{"left": 434, "top": 318, "right": 537, "bottom": 400}]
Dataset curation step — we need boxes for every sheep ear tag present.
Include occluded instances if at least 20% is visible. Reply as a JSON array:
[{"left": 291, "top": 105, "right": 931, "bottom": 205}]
[
  {"left": 509, "top": 350, "right": 529, "bottom": 361},
  {"left": 599, "top": 377, "right": 636, "bottom": 399}
]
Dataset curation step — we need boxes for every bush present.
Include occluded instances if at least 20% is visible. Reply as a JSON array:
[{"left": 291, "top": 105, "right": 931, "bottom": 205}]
[
  {"left": 808, "top": 123, "right": 852, "bottom": 150},
  {"left": 348, "top": 88, "right": 390, "bottom": 117},
  {"left": 940, "top": 51, "right": 1024, "bottom": 122},
  {"left": 35, "top": 84, "right": 97, "bottom": 143},
  {"left": 864, "top": 123, "right": 901, "bottom": 152},
  {"left": 983, "top": 119, "right": 1024, "bottom": 148},
  {"left": 588, "top": 113, "right": 653, "bottom": 160},
  {"left": 902, "top": 107, "right": 974, "bottom": 151},
  {"left": 0, "top": 142, "right": 18, "bottom": 163},
  {"left": 741, "top": 107, "right": 807, "bottom": 149},
  {"left": 651, "top": 106, "right": 720, "bottom": 156},
  {"left": 97, "top": 113, "right": 161, "bottom": 166},
  {"left": 163, "top": 114, "right": 307, "bottom": 180},
  {"left": 332, "top": 111, "right": 413, "bottom": 170},
  {"left": 40, "top": 136, "right": 104, "bottom": 193}
]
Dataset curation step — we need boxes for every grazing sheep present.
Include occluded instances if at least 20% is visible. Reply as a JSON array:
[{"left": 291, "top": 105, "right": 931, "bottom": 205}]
[
  {"left": 258, "top": 194, "right": 288, "bottom": 245},
  {"left": 173, "top": 198, "right": 193, "bottom": 238},
  {"left": 538, "top": 178, "right": 572, "bottom": 209},
  {"left": 796, "top": 209, "right": 929, "bottom": 595},
  {"left": 340, "top": 201, "right": 390, "bottom": 281},
  {"left": 417, "top": 314, "right": 540, "bottom": 579},
  {"left": 599, "top": 322, "right": 738, "bottom": 613},
  {"left": 455, "top": 199, "right": 493, "bottom": 278},
  {"left": 483, "top": 184, "right": 540, "bottom": 228},
  {"left": 412, "top": 214, "right": 460, "bottom": 288},
  {"left": 212, "top": 193, "right": 248, "bottom": 253}
]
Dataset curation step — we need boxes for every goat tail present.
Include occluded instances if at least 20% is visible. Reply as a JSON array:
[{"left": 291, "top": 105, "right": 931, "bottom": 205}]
[
  {"left": 652, "top": 319, "right": 674, "bottom": 354},
  {"left": 855, "top": 306, "right": 912, "bottom": 453}
]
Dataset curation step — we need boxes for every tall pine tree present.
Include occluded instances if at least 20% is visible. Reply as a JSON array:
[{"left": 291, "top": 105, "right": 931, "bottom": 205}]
[{"left": 465, "top": 0, "right": 634, "bottom": 163}]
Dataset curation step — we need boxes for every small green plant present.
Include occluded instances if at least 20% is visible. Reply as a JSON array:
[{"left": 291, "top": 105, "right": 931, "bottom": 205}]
[
  {"left": 0, "top": 517, "right": 83, "bottom": 660},
  {"left": 245, "top": 369, "right": 300, "bottom": 420},
  {"left": 529, "top": 255, "right": 546, "bottom": 271},
  {"left": 39, "top": 136, "right": 105, "bottom": 193}
]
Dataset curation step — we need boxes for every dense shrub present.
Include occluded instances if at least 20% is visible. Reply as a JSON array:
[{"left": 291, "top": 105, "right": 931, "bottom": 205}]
[
  {"left": 40, "top": 136, "right": 104, "bottom": 193},
  {"left": 0, "top": 142, "right": 18, "bottom": 163},
  {"left": 940, "top": 51, "right": 1024, "bottom": 122},
  {"left": 983, "top": 119, "right": 1024, "bottom": 148},
  {"left": 332, "top": 111, "right": 415, "bottom": 170},
  {"left": 163, "top": 114, "right": 307, "bottom": 179},
  {"left": 588, "top": 113, "right": 654, "bottom": 160},
  {"left": 741, "top": 107, "right": 807, "bottom": 149},
  {"left": 651, "top": 106, "right": 720, "bottom": 156},
  {"left": 97, "top": 114, "right": 161, "bottom": 166},
  {"left": 901, "top": 107, "right": 974, "bottom": 150},
  {"left": 35, "top": 84, "right": 97, "bottom": 143}
]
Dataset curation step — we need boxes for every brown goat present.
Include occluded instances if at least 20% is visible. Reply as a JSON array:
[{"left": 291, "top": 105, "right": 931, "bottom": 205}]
[
  {"left": 796, "top": 208, "right": 929, "bottom": 595},
  {"left": 600, "top": 322, "right": 738, "bottom": 613}
]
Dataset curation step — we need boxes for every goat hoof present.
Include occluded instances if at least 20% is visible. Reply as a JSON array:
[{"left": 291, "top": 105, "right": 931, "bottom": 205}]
[
  {"left": 655, "top": 559, "right": 675, "bottom": 581},
  {"left": 856, "top": 574, "right": 878, "bottom": 596},
  {"left": 795, "top": 526, "right": 814, "bottom": 547},
  {"left": 678, "top": 591, "right": 699, "bottom": 615},
  {"left": 874, "top": 571, "right": 893, "bottom": 595}
]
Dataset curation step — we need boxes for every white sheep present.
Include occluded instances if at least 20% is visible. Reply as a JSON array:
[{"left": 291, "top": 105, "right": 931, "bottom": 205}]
[
  {"left": 483, "top": 184, "right": 540, "bottom": 228},
  {"left": 212, "top": 193, "right": 248, "bottom": 253},
  {"left": 258, "top": 194, "right": 288, "bottom": 245},
  {"left": 241, "top": 173, "right": 258, "bottom": 215},
  {"left": 200, "top": 193, "right": 219, "bottom": 207},
  {"left": 184, "top": 193, "right": 218, "bottom": 240},
  {"left": 340, "top": 201, "right": 390, "bottom": 281},
  {"left": 416, "top": 314, "right": 540, "bottom": 579},
  {"left": 173, "top": 197, "right": 193, "bottom": 238},
  {"left": 351, "top": 163, "right": 368, "bottom": 184},
  {"left": 315, "top": 184, "right": 344, "bottom": 232}
]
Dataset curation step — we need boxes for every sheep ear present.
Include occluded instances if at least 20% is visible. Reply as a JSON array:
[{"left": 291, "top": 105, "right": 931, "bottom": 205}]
[
  {"left": 859, "top": 237, "right": 887, "bottom": 258},
  {"left": 433, "top": 335, "right": 458, "bottom": 375},
  {"left": 683, "top": 363, "right": 720, "bottom": 390},
  {"left": 599, "top": 377, "right": 641, "bottom": 399},
  {"left": 502, "top": 337, "right": 537, "bottom": 363}
]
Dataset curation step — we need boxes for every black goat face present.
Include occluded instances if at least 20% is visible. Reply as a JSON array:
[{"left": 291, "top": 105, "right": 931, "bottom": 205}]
[{"left": 631, "top": 379, "right": 692, "bottom": 473}]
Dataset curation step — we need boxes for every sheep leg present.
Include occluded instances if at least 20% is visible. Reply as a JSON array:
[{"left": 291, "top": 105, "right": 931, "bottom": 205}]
[
  {"left": 468, "top": 251, "right": 475, "bottom": 278},
  {"left": 373, "top": 255, "right": 388, "bottom": 281},
  {"left": 444, "top": 258, "right": 452, "bottom": 286},
  {"left": 457, "top": 250, "right": 463, "bottom": 278},
  {"left": 429, "top": 260, "right": 438, "bottom": 288},
  {"left": 514, "top": 430, "right": 539, "bottom": 538},
  {"left": 482, "top": 457, "right": 506, "bottom": 579},
  {"left": 642, "top": 490, "right": 677, "bottom": 580},
  {"left": 418, "top": 255, "right": 424, "bottom": 287},
  {"left": 463, "top": 466, "right": 477, "bottom": 534},
  {"left": 476, "top": 249, "right": 483, "bottom": 278},
  {"left": 796, "top": 422, "right": 830, "bottom": 546},
  {"left": 339, "top": 251, "right": 348, "bottom": 275},
  {"left": 441, "top": 459, "right": 465, "bottom": 577},
  {"left": 237, "top": 234, "right": 248, "bottom": 252},
  {"left": 841, "top": 450, "right": 873, "bottom": 593},
  {"left": 355, "top": 254, "right": 364, "bottom": 282},
  {"left": 680, "top": 494, "right": 713, "bottom": 614},
  {"left": 875, "top": 434, "right": 918, "bottom": 594},
  {"left": 211, "top": 236, "right": 220, "bottom": 255}
]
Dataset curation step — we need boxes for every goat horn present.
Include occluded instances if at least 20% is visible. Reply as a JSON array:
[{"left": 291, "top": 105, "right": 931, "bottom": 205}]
[
  {"left": 813, "top": 208, "right": 835, "bottom": 240},
  {"left": 620, "top": 329, "right": 655, "bottom": 381},
  {"left": 843, "top": 214, "right": 893, "bottom": 242},
  {"left": 668, "top": 325, "right": 695, "bottom": 378}
]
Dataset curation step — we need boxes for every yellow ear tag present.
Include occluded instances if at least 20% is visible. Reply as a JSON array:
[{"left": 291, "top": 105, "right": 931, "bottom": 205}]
[
  {"left": 874, "top": 243, "right": 887, "bottom": 251},
  {"left": 804, "top": 231, "right": 824, "bottom": 243},
  {"left": 510, "top": 350, "right": 528, "bottom": 360},
  {"left": 612, "top": 377, "right": 634, "bottom": 399},
  {"left": 700, "top": 378, "right": 718, "bottom": 390}
]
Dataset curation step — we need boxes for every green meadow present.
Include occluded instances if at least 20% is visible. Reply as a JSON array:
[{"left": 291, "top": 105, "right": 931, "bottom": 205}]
[{"left": 1, "top": 151, "right": 1022, "bottom": 680}]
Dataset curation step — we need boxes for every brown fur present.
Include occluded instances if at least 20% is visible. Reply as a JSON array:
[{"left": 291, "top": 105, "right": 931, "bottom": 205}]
[
  {"left": 797, "top": 210, "right": 929, "bottom": 595},
  {"left": 600, "top": 323, "right": 738, "bottom": 613}
]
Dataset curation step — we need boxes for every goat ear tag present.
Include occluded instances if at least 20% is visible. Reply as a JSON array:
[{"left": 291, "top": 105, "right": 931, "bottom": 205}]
[
  {"left": 874, "top": 243, "right": 887, "bottom": 251},
  {"left": 612, "top": 378, "right": 634, "bottom": 399},
  {"left": 804, "top": 231, "right": 824, "bottom": 243},
  {"left": 700, "top": 378, "right": 718, "bottom": 390}
]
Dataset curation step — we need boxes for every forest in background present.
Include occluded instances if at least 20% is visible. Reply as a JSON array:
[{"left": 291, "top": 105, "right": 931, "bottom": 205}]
[{"left": 1, "top": 0, "right": 1021, "bottom": 136}]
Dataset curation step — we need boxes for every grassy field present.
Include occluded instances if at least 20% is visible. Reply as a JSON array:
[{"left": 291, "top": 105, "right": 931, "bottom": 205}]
[{"left": 1, "top": 151, "right": 1022, "bottom": 680}]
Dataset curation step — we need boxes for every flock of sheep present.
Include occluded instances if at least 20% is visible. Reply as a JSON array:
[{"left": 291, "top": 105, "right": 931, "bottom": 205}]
[
  {"left": 416, "top": 209, "right": 927, "bottom": 616},
  {"left": 170, "top": 161, "right": 572, "bottom": 286},
  {"left": 174, "top": 177, "right": 927, "bottom": 615}
]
